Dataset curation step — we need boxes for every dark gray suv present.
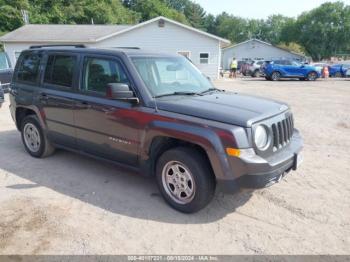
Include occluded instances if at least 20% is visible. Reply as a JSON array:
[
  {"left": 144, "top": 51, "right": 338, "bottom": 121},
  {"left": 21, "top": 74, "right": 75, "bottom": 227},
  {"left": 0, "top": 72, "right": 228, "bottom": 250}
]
[{"left": 9, "top": 45, "right": 303, "bottom": 213}]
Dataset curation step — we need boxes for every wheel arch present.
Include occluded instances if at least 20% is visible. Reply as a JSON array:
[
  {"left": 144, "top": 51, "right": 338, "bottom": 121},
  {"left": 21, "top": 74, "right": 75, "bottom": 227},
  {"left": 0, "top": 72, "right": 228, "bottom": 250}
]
[
  {"left": 147, "top": 136, "right": 214, "bottom": 177},
  {"left": 15, "top": 107, "right": 37, "bottom": 130},
  {"left": 139, "top": 122, "right": 231, "bottom": 181}
]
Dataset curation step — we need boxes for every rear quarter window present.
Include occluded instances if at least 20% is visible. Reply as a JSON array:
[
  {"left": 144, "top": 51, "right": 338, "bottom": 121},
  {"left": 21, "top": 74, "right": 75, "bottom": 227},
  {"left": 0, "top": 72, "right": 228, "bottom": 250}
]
[{"left": 16, "top": 52, "right": 42, "bottom": 84}]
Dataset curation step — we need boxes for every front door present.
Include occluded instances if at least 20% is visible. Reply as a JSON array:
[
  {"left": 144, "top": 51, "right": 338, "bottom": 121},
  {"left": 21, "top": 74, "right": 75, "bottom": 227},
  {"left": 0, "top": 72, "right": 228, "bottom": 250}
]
[
  {"left": 40, "top": 53, "right": 79, "bottom": 148},
  {"left": 74, "top": 55, "right": 139, "bottom": 166}
]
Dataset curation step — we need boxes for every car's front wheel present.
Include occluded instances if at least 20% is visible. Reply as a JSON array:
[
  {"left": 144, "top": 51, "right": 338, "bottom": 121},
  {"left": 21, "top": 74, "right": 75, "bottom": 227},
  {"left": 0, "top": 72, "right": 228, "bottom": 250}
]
[
  {"left": 271, "top": 71, "right": 281, "bottom": 81},
  {"left": 156, "top": 147, "right": 215, "bottom": 213},
  {"left": 307, "top": 72, "right": 318, "bottom": 81},
  {"left": 21, "top": 115, "right": 55, "bottom": 158}
]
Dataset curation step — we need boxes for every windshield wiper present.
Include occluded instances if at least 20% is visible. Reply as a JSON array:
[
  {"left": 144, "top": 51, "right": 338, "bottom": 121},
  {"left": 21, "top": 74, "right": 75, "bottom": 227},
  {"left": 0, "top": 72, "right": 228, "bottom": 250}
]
[
  {"left": 199, "top": 88, "right": 223, "bottom": 95},
  {"left": 155, "top": 91, "right": 198, "bottom": 98}
]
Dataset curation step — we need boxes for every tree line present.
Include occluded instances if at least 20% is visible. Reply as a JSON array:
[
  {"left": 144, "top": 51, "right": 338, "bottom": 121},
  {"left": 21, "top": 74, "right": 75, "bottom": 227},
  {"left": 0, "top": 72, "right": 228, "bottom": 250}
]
[{"left": 0, "top": 0, "right": 349, "bottom": 60}]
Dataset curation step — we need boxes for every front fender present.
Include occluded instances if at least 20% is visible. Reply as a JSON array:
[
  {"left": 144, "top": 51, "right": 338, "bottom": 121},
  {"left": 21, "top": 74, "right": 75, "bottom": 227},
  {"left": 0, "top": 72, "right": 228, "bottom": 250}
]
[{"left": 140, "top": 120, "right": 233, "bottom": 180}]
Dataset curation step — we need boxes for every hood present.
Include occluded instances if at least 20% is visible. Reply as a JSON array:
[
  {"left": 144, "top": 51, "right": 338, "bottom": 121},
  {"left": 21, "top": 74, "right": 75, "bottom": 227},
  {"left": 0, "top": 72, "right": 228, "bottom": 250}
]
[{"left": 157, "top": 92, "right": 289, "bottom": 127}]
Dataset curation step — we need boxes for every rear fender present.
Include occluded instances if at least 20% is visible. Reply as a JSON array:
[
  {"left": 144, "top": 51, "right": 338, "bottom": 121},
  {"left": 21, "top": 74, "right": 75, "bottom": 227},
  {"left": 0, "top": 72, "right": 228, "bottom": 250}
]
[{"left": 14, "top": 105, "right": 47, "bottom": 131}]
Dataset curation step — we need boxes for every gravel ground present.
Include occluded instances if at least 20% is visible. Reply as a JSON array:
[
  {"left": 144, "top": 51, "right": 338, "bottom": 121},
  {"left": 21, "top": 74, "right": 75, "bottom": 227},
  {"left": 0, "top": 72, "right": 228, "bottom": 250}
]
[{"left": 0, "top": 78, "right": 349, "bottom": 255}]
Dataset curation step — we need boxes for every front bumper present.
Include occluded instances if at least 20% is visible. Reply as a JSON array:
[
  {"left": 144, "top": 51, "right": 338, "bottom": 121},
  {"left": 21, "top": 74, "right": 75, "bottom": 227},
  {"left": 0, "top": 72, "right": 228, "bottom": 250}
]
[{"left": 217, "top": 130, "right": 303, "bottom": 192}]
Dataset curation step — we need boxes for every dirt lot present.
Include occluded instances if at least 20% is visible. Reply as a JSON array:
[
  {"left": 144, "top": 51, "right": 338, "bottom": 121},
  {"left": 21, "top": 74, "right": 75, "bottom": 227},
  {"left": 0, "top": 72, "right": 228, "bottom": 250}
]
[{"left": 0, "top": 78, "right": 349, "bottom": 255}]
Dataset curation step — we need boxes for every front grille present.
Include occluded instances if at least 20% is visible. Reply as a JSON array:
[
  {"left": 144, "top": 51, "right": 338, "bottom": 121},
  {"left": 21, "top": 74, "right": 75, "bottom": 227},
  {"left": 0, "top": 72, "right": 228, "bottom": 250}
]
[{"left": 271, "top": 114, "right": 294, "bottom": 151}]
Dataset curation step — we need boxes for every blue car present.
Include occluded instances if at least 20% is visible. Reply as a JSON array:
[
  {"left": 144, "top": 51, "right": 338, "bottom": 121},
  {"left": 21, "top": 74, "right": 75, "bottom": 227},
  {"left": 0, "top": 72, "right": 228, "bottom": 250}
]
[
  {"left": 329, "top": 64, "right": 349, "bottom": 78},
  {"left": 263, "top": 60, "right": 319, "bottom": 81}
]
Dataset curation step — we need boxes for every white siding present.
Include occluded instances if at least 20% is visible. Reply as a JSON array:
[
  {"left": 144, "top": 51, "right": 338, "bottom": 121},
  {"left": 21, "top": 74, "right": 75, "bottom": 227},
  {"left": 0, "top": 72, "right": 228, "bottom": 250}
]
[
  {"left": 91, "top": 21, "right": 220, "bottom": 79},
  {"left": 3, "top": 21, "right": 221, "bottom": 79},
  {"left": 3, "top": 42, "right": 33, "bottom": 67},
  {"left": 222, "top": 40, "right": 305, "bottom": 70}
]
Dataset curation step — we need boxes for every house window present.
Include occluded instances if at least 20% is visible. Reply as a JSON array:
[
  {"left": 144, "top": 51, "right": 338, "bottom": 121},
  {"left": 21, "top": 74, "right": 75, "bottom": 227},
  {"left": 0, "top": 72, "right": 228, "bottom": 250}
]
[
  {"left": 178, "top": 51, "right": 191, "bottom": 60},
  {"left": 200, "top": 53, "right": 209, "bottom": 64}
]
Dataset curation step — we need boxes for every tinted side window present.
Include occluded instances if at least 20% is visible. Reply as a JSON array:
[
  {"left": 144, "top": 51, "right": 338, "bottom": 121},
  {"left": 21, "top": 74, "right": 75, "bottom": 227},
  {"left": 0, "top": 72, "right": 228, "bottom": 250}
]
[
  {"left": 17, "top": 53, "right": 41, "bottom": 83},
  {"left": 83, "top": 57, "right": 130, "bottom": 94},
  {"left": 44, "top": 55, "right": 76, "bottom": 88}
]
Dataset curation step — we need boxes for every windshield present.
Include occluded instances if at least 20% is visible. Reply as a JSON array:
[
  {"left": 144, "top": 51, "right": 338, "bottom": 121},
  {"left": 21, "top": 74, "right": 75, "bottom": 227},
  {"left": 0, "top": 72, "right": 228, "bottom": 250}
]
[
  {"left": 292, "top": 61, "right": 302, "bottom": 66},
  {"left": 131, "top": 56, "right": 213, "bottom": 97},
  {"left": 0, "top": 52, "right": 10, "bottom": 70}
]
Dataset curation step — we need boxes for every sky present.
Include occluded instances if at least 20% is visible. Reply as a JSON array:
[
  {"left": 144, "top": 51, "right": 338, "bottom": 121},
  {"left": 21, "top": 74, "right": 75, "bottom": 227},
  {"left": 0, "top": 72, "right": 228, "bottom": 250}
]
[{"left": 194, "top": 0, "right": 350, "bottom": 19}]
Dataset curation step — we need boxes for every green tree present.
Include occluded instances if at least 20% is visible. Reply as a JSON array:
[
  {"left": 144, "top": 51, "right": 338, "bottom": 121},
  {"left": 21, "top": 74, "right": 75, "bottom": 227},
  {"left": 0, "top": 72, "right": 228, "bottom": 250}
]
[
  {"left": 259, "top": 15, "right": 295, "bottom": 44},
  {"left": 28, "top": 0, "right": 140, "bottom": 24},
  {"left": 0, "top": 0, "right": 29, "bottom": 32},
  {"left": 292, "top": 2, "right": 350, "bottom": 60},
  {"left": 124, "top": 0, "right": 188, "bottom": 23}
]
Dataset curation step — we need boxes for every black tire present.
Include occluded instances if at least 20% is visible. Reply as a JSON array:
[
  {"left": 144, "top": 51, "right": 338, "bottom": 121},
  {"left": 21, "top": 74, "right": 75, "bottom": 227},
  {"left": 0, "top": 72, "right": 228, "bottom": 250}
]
[
  {"left": 252, "top": 70, "right": 260, "bottom": 78},
  {"left": 20, "top": 115, "right": 55, "bottom": 158},
  {"left": 307, "top": 71, "right": 318, "bottom": 81},
  {"left": 299, "top": 78, "right": 306, "bottom": 81},
  {"left": 265, "top": 76, "right": 272, "bottom": 81},
  {"left": 271, "top": 71, "right": 281, "bottom": 81},
  {"left": 335, "top": 72, "right": 342, "bottom": 78},
  {"left": 156, "top": 147, "right": 215, "bottom": 213}
]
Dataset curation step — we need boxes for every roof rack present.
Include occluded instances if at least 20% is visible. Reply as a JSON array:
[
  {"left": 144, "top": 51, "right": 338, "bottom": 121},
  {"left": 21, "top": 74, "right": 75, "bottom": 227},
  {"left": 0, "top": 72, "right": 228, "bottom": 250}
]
[{"left": 29, "top": 44, "right": 86, "bottom": 49}]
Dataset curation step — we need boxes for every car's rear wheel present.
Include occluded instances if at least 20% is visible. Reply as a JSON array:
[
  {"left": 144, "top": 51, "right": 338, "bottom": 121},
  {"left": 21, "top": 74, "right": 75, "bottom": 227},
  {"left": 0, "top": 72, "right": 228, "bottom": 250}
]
[
  {"left": 335, "top": 72, "right": 342, "bottom": 78},
  {"left": 307, "top": 72, "right": 318, "bottom": 81},
  {"left": 252, "top": 70, "right": 260, "bottom": 77},
  {"left": 156, "top": 147, "right": 215, "bottom": 213},
  {"left": 265, "top": 76, "right": 272, "bottom": 81},
  {"left": 271, "top": 71, "right": 281, "bottom": 81},
  {"left": 21, "top": 115, "right": 55, "bottom": 158}
]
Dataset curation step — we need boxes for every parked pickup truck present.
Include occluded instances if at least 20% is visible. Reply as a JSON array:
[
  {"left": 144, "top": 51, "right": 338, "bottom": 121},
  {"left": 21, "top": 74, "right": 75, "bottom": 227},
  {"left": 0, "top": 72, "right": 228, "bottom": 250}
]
[{"left": 9, "top": 46, "right": 303, "bottom": 213}]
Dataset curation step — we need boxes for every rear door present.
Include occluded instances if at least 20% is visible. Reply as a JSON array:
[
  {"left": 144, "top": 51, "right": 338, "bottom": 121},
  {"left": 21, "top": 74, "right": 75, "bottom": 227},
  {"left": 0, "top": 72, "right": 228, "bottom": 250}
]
[
  {"left": 74, "top": 54, "right": 140, "bottom": 166},
  {"left": 39, "top": 52, "right": 79, "bottom": 148}
]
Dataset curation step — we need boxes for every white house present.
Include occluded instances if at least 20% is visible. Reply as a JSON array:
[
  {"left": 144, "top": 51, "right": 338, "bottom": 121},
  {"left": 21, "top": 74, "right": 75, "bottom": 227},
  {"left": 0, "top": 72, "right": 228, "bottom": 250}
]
[
  {"left": 222, "top": 39, "right": 306, "bottom": 70},
  {"left": 0, "top": 16, "right": 230, "bottom": 79}
]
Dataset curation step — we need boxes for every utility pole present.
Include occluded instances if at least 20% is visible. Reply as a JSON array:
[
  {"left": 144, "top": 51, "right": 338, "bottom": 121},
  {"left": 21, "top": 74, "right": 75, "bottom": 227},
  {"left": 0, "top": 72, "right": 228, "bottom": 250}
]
[{"left": 21, "top": 10, "right": 29, "bottom": 24}]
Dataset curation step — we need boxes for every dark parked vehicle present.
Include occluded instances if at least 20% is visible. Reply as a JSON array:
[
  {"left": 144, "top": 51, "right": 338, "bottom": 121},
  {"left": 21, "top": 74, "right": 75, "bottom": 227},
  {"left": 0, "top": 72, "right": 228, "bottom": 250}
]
[
  {"left": 10, "top": 46, "right": 303, "bottom": 213},
  {"left": 0, "top": 84, "right": 4, "bottom": 107},
  {"left": 0, "top": 52, "right": 14, "bottom": 92},
  {"left": 329, "top": 64, "right": 349, "bottom": 78},
  {"left": 263, "top": 60, "right": 319, "bottom": 81}
]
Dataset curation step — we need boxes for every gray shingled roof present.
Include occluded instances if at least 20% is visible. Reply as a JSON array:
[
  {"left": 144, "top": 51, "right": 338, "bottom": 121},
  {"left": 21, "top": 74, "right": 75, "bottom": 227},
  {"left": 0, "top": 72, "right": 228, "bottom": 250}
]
[{"left": 0, "top": 24, "right": 133, "bottom": 43}]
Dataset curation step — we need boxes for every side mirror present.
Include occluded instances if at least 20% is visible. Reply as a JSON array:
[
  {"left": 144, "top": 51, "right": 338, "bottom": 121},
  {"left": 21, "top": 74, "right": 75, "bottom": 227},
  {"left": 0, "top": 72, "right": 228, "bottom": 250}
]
[{"left": 106, "top": 83, "right": 139, "bottom": 104}]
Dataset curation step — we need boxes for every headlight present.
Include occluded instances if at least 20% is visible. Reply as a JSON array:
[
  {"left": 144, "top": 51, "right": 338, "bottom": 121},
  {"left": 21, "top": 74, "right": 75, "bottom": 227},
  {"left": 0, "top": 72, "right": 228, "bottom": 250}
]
[{"left": 254, "top": 125, "right": 269, "bottom": 150}]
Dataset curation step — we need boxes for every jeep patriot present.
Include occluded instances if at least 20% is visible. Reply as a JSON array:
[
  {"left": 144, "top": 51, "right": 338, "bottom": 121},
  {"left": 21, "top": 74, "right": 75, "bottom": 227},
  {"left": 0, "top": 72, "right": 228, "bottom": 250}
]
[{"left": 9, "top": 46, "right": 303, "bottom": 213}]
